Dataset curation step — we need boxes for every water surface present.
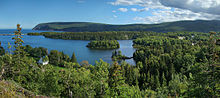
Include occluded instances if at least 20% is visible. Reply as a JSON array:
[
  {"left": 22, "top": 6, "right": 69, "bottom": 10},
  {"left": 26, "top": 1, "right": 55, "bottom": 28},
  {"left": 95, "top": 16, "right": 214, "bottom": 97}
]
[{"left": 0, "top": 29, "right": 136, "bottom": 65}]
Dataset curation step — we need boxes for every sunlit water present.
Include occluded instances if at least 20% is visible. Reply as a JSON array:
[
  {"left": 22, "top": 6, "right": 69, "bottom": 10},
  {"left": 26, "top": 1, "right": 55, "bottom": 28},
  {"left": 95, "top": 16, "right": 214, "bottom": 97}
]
[{"left": 0, "top": 29, "right": 136, "bottom": 65}]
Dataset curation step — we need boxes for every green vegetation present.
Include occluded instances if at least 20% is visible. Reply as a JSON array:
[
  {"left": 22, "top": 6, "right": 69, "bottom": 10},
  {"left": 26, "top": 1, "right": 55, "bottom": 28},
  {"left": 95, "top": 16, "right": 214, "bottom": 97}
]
[
  {"left": 112, "top": 50, "right": 131, "bottom": 60},
  {"left": 27, "top": 32, "right": 42, "bottom": 36},
  {"left": 0, "top": 24, "right": 219, "bottom": 97},
  {"left": 28, "top": 30, "right": 210, "bottom": 41},
  {"left": 87, "top": 40, "right": 120, "bottom": 49},
  {"left": 71, "top": 52, "right": 77, "bottom": 63},
  {"left": 0, "top": 42, "right": 5, "bottom": 56},
  {"left": 33, "top": 20, "right": 220, "bottom": 32},
  {"left": 30, "top": 31, "right": 144, "bottom": 40}
]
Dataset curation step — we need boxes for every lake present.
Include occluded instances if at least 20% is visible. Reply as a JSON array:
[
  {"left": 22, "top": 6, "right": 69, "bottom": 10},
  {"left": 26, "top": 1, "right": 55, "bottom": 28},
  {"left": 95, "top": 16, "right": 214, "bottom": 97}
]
[{"left": 0, "top": 29, "right": 136, "bottom": 65}]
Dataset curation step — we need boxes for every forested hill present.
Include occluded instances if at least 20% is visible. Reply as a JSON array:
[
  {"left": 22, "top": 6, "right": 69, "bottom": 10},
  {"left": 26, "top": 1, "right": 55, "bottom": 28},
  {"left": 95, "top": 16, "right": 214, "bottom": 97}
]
[{"left": 33, "top": 20, "right": 220, "bottom": 32}]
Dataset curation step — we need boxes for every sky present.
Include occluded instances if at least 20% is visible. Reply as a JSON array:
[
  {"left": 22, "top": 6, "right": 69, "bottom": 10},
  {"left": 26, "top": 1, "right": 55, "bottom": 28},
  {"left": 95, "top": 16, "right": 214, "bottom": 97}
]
[{"left": 1, "top": 0, "right": 220, "bottom": 29}]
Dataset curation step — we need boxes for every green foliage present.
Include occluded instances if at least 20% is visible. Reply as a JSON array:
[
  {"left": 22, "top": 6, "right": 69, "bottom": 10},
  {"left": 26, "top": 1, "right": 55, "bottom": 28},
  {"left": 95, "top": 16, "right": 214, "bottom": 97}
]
[
  {"left": 70, "top": 52, "right": 77, "bottom": 63},
  {"left": 40, "top": 31, "right": 145, "bottom": 40},
  {"left": 112, "top": 50, "right": 131, "bottom": 61},
  {"left": 49, "top": 50, "right": 70, "bottom": 66},
  {"left": 49, "top": 50, "right": 61, "bottom": 66},
  {"left": 0, "top": 24, "right": 219, "bottom": 97},
  {"left": 34, "top": 20, "right": 220, "bottom": 32},
  {"left": 0, "top": 42, "right": 5, "bottom": 56},
  {"left": 87, "top": 40, "right": 120, "bottom": 49},
  {"left": 24, "top": 45, "right": 48, "bottom": 59},
  {"left": 109, "top": 62, "right": 126, "bottom": 96},
  {"left": 27, "top": 32, "right": 42, "bottom": 36},
  {"left": 92, "top": 60, "right": 110, "bottom": 97}
]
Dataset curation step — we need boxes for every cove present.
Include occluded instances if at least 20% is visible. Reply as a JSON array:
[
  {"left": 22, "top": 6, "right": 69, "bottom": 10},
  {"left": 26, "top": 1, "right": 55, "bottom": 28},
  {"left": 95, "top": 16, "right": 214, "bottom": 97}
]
[{"left": 0, "top": 29, "right": 136, "bottom": 65}]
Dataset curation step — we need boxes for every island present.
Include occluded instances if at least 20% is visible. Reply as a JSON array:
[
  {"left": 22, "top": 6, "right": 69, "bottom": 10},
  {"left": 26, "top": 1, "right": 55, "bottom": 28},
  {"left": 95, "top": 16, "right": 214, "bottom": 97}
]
[
  {"left": 111, "top": 50, "right": 132, "bottom": 61},
  {"left": 86, "top": 40, "right": 120, "bottom": 49}
]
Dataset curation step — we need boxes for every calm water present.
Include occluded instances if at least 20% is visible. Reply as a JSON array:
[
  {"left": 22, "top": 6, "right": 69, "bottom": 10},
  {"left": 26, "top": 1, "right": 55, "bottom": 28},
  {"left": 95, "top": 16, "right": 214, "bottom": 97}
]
[{"left": 0, "top": 29, "right": 136, "bottom": 65}]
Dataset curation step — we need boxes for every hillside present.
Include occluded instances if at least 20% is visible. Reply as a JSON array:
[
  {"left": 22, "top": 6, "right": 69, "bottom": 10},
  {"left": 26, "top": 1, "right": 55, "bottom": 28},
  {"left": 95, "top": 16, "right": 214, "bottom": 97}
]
[{"left": 33, "top": 20, "right": 220, "bottom": 32}]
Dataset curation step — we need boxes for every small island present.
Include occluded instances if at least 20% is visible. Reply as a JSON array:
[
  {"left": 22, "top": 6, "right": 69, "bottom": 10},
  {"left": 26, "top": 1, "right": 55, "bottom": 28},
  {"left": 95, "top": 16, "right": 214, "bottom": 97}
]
[
  {"left": 86, "top": 40, "right": 120, "bottom": 49},
  {"left": 27, "top": 32, "right": 42, "bottom": 36},
  {"left": 111, "top": 50, "right": 132, "bottom": 61}
]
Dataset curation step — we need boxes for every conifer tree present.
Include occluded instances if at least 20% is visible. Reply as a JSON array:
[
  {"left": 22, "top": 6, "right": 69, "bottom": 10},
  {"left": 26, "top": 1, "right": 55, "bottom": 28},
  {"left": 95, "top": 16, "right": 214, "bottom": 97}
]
[
  {"left": 0, "top": 42, "right": 5, "bottom": 56},
  {"left": 109, "top": 62, "right": 125, "bottom": 96},
  {"left": 150, "top": 74, "right": 154, "bottom": 89},
  {"left": 155, "top": 75, "right": 160, "bottom": 88},
  {"left": 12, "top": 24, "right": 27, "bottom": 64},
  {"left": 162, "top": 72, "right": 167, "bottom": 87},
  {"left": 147, "top": 71, "right": 151, "bottom": 84},
  {"left": 71, "top": 52, "right": 77, "bottom": 63}
]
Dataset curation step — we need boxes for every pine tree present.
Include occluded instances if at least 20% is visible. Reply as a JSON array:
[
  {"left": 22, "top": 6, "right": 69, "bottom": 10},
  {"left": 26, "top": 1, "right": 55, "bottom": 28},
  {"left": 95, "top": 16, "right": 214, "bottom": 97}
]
[
  {"left": 162, "top": 72, "right": 167, "bottom": 87},
  {"left": 109, "top": 62, "right": 125, "bottom": 96},
  {"left": 147, "top": 71, "right": 151, "bottom": 83},
  {"left": 155, "top": 75, "right": 160, "bottom": 88},
  {"left": 71, "top": 52, "right": 77, "bottom": 63},
  {"left": 150, "top": 74, "right": 154, "bottom": 89},
  {"left": 12, "top": 24, "right": 26, "bottom": 60},
  {"left": 0, "top": 42, "right": 5, "bottom": 56},
  {"left": 169, "top": 63, "right": 175, "bottom": 76}
]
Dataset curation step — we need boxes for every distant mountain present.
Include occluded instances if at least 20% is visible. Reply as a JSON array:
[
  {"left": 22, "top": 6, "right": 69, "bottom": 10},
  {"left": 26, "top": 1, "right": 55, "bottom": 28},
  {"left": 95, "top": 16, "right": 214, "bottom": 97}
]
[{"left": 33, "top": 20, "right": 220, "bottom": 32}]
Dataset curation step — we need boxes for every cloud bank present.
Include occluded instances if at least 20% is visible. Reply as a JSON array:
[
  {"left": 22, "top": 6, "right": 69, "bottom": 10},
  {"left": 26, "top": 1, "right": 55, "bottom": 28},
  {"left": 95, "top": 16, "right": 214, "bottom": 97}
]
[{"left": 110, "top": 0, "right": 220, "bottom": 23}]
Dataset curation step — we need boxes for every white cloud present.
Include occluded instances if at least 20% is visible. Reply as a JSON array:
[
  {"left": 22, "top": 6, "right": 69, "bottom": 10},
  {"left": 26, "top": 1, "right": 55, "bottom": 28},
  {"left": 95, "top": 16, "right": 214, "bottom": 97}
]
[
  {"left": 159, "top": 0, "right": 220, "bottom": 15},
  {"left": 134, "top": 8, "right": 220, "bottom": 24},
  {"left": 112, "top": 10, "right": 116, "bottom": 13},
  {"left": 111, "top": 0, "right": 171, "bottom": 9},
  {"left": 113, "top": 15, "right": 118, "bottom": 18},
  {"left": 118, "top": 8, "right": 128, "bottom": 12},
  {"left": 110, "top": 0, "right": 220, "bottom": 23},
  {"left": 131, "top": 8, "right": 149, "bottom": 12},
  {"left": 131, "top": 8, "right": 138, "bottom": 12}
]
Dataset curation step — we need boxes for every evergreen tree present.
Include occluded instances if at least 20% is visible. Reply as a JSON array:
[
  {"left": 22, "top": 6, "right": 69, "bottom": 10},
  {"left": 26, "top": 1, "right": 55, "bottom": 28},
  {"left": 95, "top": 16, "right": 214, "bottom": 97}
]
[
  {"left": 109, "top": 62, "right": 125, "bottom": 96},
  {"left": 150, "top": 74, "right": 154, "bottom": 89},
  {"left": 147, "top": 71, "right": 151, "bottom": 84},
  {"left": 0, "top": 42, "right": 5, "bottom": 56},
  {"left": 162, "top": 72, "right": 167, "bottom": 87},
  {"left": 49, "top": 50, "right": 61, "bottom": 66},
  {"left": 71, "top": 52, "right": 77, "bottom": 63},
  {"left": 155, "top": 75, "right": 160, "bottom": 88},
  {"left": 12, "top": 24, "right": 26, "bottom": 61}
]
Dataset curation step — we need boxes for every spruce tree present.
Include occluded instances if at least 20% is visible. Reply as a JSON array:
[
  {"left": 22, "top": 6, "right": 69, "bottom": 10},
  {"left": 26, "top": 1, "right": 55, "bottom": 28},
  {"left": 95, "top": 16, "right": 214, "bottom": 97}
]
[
  {"left": 109, "top": 62, "right": 125, "bottom": 96},
  {"left": 147, "top": 71, "right": 151, "bottom": 84},
  {"left": 162, "top": 72, "right": 167, "bottom": 87},
  {"left": 71, "top": 52, "right": 77, "bottom": 63},
  {"left": 155, "top": 75, "right": 160, "bottom": 88},
  {"left": 0, "top": 42, "right": 5, "bottom": 56},
  {"left": 12, "top": 24, "right": 26, "bottom": 59}
]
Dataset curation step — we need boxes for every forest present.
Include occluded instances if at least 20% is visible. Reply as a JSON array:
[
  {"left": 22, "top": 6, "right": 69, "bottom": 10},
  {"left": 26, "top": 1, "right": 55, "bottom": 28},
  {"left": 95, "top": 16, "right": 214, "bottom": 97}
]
[
  {"left": 28, "top": 31, "right": 144, "bottom": 40},
  {"left": 0, "top": 24, "right": 219, "bottom": 97},
  {"left": 33, "top": 20, "right": 220, "bottom": 32},
  {"left": 112, "top": 50, "right": 131, "bottom": 61},
  {"left": 87, "top": 40, "right": 120, "bottom": 49}
]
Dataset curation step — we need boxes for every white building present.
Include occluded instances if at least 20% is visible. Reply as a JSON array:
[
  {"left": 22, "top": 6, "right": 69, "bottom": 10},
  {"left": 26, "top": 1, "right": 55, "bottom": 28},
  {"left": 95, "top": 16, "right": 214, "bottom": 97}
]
[
  {"left": 38, "top": 56, "right": 49, "bottom": 65},
  {"left": 178, "top": 36, "right": 185, "bottom": 40}
]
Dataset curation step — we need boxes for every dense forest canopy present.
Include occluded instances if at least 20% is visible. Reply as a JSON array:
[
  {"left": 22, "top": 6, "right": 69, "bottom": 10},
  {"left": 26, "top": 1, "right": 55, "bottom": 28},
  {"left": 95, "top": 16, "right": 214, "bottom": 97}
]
[
  {"left": 28, "top": 31, "right": 211, "bottom": 41},
  {"left": 87, "top": 40, "right": 120, "bottom": 49},
  {"left": 28, "top": 31, "right": 144, "bottom": 40},
  {"left": 33, "top": 20, "right": 220, "bottom": 32},
  {"left": 0, "top": 24, "right": 219, "bottom": 97}
]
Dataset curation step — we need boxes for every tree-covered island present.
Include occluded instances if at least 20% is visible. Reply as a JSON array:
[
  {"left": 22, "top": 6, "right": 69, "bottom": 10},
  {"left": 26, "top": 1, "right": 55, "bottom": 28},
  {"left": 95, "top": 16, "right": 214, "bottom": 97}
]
[{"left": 86, "top": 40, "right": 120, "bottom": 49}]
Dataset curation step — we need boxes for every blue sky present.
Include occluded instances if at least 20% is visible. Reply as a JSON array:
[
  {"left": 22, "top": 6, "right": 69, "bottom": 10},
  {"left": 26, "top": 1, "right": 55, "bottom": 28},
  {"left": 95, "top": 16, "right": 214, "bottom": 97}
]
[
  {"left": 1, "top": 0, "right": 219, "bottom": 29},
  {"left": 0, "top": 0, "right": 150, "bottom": 29}
]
